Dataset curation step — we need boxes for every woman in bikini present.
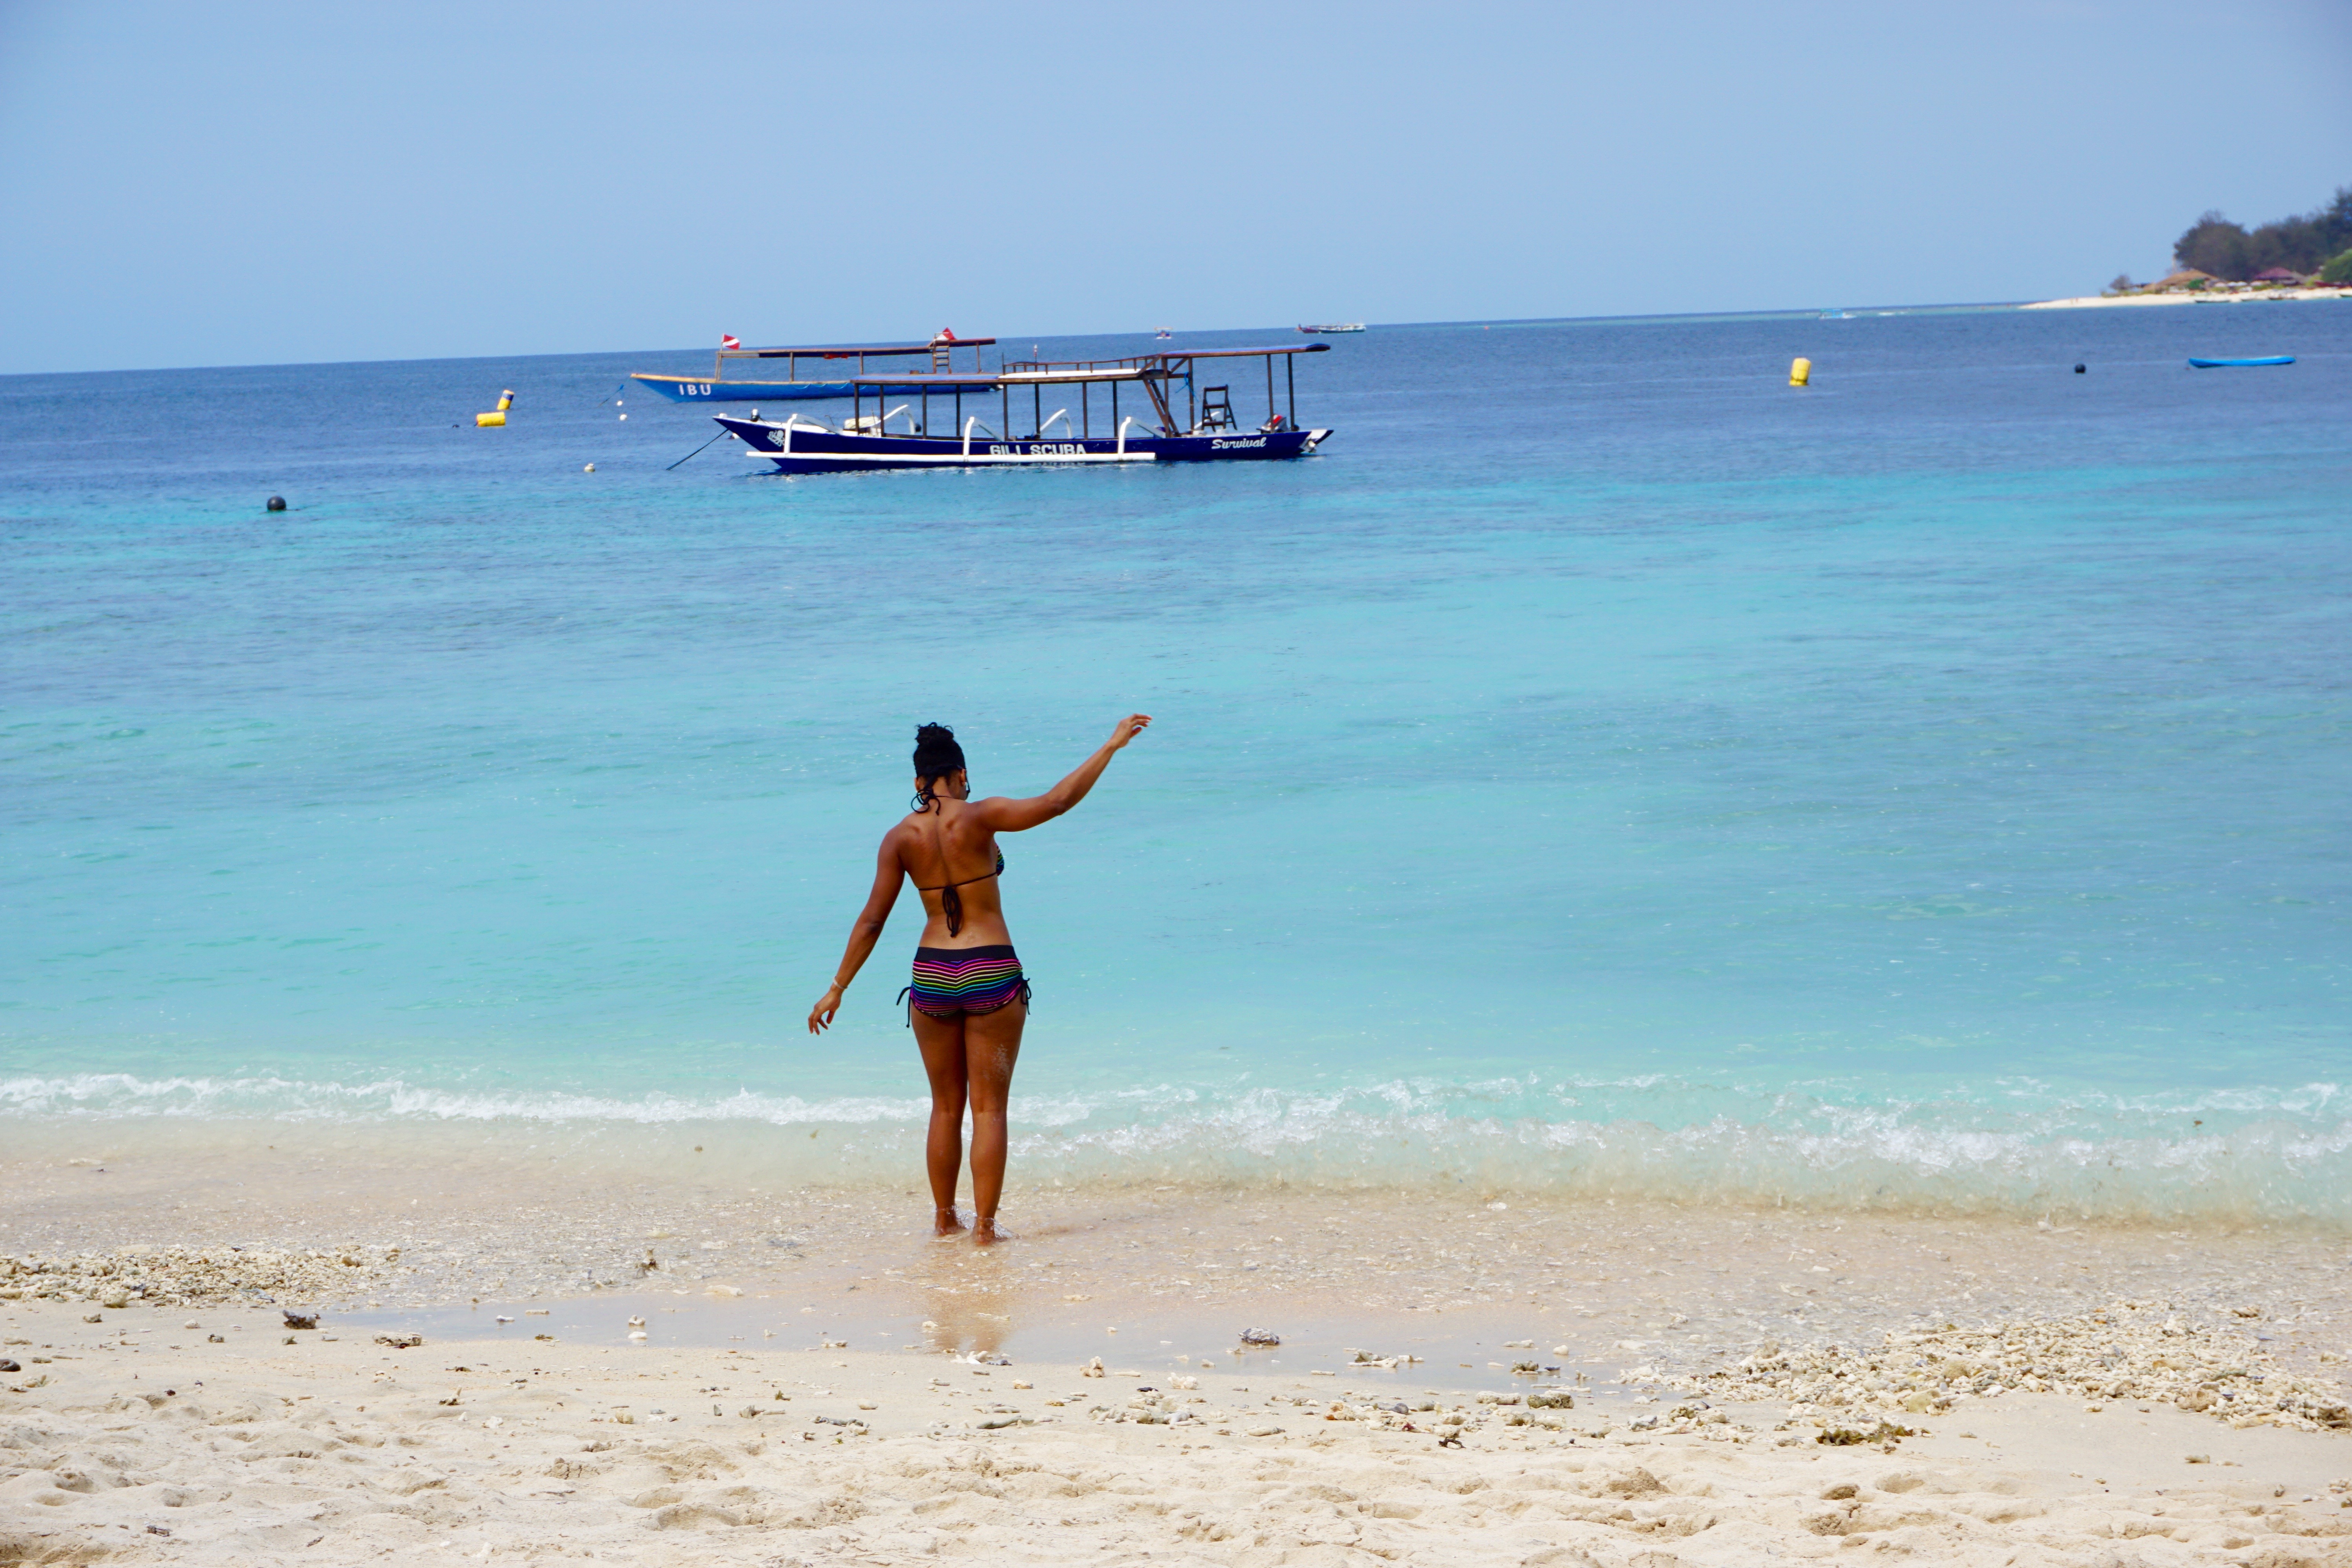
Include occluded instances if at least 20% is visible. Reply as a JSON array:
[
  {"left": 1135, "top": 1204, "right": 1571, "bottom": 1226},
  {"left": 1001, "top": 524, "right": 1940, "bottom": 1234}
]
[{"left": 807, "top": 714, "right": 1152, "bottom": 1244}]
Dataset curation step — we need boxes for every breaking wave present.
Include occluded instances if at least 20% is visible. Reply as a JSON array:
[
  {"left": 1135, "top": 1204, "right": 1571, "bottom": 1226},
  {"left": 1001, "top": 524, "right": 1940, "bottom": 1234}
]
[{"left": 4, "top": 1069, "right": 2346, "bottom": 1228}]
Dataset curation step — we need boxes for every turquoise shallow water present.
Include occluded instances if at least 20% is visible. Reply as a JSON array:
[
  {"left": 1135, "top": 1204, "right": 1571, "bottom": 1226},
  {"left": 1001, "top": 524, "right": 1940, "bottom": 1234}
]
[{"left": 4, "top": 306, "right": 2347, "bottom": 1220}]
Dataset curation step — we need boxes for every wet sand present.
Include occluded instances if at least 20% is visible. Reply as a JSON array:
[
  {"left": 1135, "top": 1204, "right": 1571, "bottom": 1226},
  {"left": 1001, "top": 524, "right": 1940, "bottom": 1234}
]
[{"left": 6, "top": 1124, "right": 2350, "bottom": 1385}]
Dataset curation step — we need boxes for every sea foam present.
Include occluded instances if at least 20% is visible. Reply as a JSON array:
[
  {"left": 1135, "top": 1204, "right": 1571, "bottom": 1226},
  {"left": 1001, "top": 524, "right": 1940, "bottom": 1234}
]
[{"left": 6, "top": 1069, "right": 2343, "bottom": 1228}]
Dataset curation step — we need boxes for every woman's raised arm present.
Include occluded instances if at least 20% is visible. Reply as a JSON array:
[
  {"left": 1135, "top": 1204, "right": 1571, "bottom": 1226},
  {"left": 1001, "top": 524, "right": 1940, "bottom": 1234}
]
[
  {"left": 973, "top": 714, "right": 1152, "bottom": 834},
  {"left": 807, "top": 832, "right": 907, "bottom": 1033}
]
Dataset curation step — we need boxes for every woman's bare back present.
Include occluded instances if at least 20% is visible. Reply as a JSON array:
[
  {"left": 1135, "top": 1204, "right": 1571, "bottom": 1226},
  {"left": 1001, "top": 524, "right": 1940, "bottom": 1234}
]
[{"left": 893, "top": 800, "right": 1008, "bottom": 947}]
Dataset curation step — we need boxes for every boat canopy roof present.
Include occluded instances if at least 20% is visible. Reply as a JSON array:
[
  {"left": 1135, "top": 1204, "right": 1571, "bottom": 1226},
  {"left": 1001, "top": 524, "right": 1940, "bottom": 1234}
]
[
  {"left": 724, "top": 339, "right": 996, "bottom": 359},
  {"left": 1158, "top": 343, "right": 1330, "bottom": 358},
  {"left": 854, "top": 368, "right": 1150, "bottom": 388},
  {"left": 998, "top": 343, "right": 1331, "bottom": 368},
  {"left": 856, "top": 343, "right": 1331, "bottom": 388}
]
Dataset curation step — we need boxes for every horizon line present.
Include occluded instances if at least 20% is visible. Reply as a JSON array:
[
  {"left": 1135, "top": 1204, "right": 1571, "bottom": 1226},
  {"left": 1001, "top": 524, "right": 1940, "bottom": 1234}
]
[{"left": 0, "top": 300, "right": 2038, "bottom": 382}]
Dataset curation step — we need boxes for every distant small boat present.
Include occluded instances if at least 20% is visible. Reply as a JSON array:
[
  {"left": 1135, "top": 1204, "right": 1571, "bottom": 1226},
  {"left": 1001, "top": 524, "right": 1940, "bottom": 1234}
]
[
  {"left": 2188, "top": 355, "right": 2294, "bottom": 368},
  {"left": 1298, "top": 323, "right": 1365, "bottom": 334},
  {"left": 1155, "top": 328, "right": 1173, "bottom": 340},
  {"left": 1820, "top": 309, "right": 1852, "bottom": 320}
]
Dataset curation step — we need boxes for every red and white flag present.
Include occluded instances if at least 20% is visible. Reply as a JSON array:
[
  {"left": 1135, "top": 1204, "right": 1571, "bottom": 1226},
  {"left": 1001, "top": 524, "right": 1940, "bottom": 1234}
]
[{"left": 720, "top": 334, "right": 740, "bottom": 350}]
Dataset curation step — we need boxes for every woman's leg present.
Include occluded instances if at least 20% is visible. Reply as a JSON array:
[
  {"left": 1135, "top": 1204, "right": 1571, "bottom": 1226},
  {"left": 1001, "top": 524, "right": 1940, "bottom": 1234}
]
[
  {"left": 912, "top": 1009, "right": 970, "bottom": 1235},
  {"left": 961, "top": 998, "right": 1026, "bottom": 1244}
]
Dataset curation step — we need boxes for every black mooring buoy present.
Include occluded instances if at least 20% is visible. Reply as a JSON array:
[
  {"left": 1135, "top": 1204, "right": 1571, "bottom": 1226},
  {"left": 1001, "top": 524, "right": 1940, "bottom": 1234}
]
[
  {"left": 2073, "top": 364, "right": 2086, "bottom": 374},
  {"left": 266, "top": 495, "right": 287, "bottom": 511}
]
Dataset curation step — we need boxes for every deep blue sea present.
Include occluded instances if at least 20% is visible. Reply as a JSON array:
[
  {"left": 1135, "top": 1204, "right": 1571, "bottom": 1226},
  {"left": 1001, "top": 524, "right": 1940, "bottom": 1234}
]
[{"left": 4, "top": 304, "right": 2347, "bottom": 1222}]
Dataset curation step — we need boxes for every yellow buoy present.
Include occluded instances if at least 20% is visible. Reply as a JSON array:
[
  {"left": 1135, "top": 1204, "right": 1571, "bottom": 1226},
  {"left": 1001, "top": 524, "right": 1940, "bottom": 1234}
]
[
  {"left": 1789, "top": 357, "right": 1812, "bottom": 387},
  {"left": 474, "top": 411, "right": 505, "bottom": 427}
]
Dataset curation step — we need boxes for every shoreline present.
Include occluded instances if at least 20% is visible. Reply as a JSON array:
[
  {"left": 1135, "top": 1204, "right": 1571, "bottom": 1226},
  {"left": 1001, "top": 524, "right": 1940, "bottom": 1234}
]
[{"left": 10, "top": 1087, "right": 2348, "bottom": 1231}]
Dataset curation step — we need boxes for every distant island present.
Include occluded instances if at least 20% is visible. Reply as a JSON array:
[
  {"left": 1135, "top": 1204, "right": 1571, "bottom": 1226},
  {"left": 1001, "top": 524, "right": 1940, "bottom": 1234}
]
[
  {"left": 2163, "top": 187, "right": 2352, "bottom": 283},
  {"left": 2026, "top": 185, "right": 2352, "bottom": 310}
]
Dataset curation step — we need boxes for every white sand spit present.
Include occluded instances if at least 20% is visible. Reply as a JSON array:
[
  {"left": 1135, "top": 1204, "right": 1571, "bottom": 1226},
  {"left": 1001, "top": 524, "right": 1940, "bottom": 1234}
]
[{"left": 2025, "top": 288, "right": 2351, "bottom": 309}]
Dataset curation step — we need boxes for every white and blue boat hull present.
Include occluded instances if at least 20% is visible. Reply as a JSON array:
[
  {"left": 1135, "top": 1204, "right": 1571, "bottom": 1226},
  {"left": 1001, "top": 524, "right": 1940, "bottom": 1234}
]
[{"left": 713, "top": 416, "right": 1330, "bottom": 474}]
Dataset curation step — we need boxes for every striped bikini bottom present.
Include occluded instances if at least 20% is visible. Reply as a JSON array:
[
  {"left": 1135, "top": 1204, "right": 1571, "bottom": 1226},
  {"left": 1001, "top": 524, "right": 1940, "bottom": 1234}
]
[{"left": 900, "top": 945, "right": 1030, "bottom": 1024}]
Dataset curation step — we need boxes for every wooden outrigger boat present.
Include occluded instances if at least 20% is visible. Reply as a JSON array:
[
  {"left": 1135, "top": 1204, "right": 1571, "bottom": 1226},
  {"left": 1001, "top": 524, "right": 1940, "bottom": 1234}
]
[
  {"left": 628, "top": 334, "right": 996, "bottom": 403},
  {"left": 710, "top": 343, "right": 1334, "bottom": 474}
]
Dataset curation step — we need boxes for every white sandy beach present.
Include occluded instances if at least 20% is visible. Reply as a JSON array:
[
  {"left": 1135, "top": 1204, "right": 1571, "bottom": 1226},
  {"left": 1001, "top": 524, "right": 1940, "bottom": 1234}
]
[
  {"left": 5, "top": 1291, "right": 2352, "bottom": 1566},
  {"left": 8, "top": 1129, "right": 2352, "bottom": 1567}
]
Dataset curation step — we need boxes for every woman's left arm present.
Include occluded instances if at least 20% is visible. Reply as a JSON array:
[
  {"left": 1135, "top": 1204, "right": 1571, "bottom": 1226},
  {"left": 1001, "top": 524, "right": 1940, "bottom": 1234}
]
[
  {"left": 973, "top": 713, "right": 1152, "bottom": 833},
  {"left": 808, "top": 832, "right": 906, "bottom": 1034}
]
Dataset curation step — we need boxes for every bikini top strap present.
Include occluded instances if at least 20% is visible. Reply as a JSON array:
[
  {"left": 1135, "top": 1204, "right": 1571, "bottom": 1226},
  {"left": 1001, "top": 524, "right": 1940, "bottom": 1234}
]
[
  {"left": 914, "top": 847, "right": 1004, "bottom": 939},
  {"left": 913, "top": 851, "right": 1005, "bottom": 895}
]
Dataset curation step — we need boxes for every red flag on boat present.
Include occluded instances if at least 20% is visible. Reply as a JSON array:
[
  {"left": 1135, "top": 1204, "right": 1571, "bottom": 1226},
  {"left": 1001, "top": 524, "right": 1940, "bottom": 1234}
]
[{"left": 721, "top": 334, "right": 741, "bottom": 350}]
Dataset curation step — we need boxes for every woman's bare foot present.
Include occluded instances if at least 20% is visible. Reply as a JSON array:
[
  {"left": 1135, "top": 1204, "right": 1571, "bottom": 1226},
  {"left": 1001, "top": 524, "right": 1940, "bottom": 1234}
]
[
  {"left": 972, "top": 1217, "right": 1012, "bottom": 1246},
  {"left": 934, "top": 1207, "right": 967, "bottom": 1237}
]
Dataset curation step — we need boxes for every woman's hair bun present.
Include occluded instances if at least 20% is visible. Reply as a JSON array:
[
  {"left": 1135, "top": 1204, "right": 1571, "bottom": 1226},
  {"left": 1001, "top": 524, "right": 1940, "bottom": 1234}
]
[{"left": 912, "top": 722, "right": 966, "bottom": 779}]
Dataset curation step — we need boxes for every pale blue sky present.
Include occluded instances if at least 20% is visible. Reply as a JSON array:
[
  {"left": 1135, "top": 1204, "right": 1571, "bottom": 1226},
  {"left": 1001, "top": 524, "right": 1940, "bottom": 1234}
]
[{"left": 2, "top": 0, "right": 2347, "bottom": 374}]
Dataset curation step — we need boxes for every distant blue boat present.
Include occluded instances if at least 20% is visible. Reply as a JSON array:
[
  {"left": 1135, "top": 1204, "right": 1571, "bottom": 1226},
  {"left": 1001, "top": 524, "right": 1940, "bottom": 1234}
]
[{"left": 2188, "top": 355, "right": 2294, "bottom": 368}]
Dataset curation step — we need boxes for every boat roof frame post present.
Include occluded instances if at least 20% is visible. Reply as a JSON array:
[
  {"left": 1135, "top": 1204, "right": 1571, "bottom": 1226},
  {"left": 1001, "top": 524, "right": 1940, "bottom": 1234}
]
[
  {"left": 1140, "top": 368, "right": 1178, "bottom": 435},
  {"left": 1287, "top": 353, "right": 1295, "bottom": 428}
]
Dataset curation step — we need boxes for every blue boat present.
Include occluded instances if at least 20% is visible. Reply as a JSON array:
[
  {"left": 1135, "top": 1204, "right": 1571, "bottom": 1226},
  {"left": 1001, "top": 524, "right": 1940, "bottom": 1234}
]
[
  {"left": 2188, "top": 355, "right": 2294, "bottom": 368},
  {"left": 634, "top": 372, "right": 857, "bottom": 402},
  {"left": 629, "top": 335, "right": 997, "bottom": 402},
  {"left": 710, "top": 344, "right": 1335, "bottom": 475}
]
